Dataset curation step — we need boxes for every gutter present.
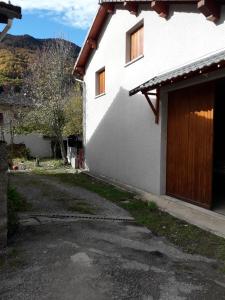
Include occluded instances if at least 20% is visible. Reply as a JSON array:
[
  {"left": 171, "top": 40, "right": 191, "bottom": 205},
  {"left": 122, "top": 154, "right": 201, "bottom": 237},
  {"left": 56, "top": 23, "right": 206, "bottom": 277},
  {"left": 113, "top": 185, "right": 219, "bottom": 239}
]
[{"left": 0, "top": 19, "right": 13, "bottom": 42}]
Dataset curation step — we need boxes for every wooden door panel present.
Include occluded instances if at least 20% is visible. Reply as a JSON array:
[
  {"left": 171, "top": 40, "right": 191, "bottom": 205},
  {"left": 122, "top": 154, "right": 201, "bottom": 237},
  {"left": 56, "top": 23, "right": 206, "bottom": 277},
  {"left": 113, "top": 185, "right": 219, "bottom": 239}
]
[{"left": 167, "top": 82, "right": 214, "bottom": 208}]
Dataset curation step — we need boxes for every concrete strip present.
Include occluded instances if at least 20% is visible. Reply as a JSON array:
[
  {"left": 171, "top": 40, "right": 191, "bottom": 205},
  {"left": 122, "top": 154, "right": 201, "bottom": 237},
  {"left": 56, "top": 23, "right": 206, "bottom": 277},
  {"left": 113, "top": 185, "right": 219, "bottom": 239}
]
[{"left": 86, "top": 172, "right": 225, "bottom": 239}]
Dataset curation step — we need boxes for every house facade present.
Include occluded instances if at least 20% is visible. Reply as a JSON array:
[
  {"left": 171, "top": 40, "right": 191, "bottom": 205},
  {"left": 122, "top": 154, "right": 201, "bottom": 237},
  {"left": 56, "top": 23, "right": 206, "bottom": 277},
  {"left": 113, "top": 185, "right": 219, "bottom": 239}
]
[{"left": 74, "top": 0, "right": 225, "bottom": 211}]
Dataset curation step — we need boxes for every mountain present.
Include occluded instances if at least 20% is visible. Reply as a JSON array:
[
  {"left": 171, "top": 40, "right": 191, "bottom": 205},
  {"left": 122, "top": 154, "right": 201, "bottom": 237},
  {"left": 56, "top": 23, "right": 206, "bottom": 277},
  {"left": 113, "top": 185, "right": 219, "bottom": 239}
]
[{"left": 0, "top": 34, "right": 81, "bottom": 87}]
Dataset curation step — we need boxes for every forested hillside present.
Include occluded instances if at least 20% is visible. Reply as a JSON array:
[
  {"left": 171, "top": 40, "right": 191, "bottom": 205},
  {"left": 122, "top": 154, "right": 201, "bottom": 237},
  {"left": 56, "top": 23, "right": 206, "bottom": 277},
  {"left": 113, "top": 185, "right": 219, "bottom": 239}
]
[{"left": 0, "top": 34, "right": 80, "bottom": 87}]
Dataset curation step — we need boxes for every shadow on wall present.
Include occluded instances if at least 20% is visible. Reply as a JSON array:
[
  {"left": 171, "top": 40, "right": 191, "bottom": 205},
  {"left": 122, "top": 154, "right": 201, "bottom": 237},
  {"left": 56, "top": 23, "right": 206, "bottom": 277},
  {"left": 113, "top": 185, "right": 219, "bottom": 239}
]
[{"left": 86, "top": 87, "right": 162, "bottom": 194}]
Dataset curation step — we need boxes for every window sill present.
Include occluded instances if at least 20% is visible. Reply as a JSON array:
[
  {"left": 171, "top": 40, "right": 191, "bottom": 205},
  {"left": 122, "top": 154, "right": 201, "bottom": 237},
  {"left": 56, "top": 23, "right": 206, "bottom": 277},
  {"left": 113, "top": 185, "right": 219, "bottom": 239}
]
[
  {"left": 125, "top": 55, "right": 144, "bottom": 68},
  {"left": 95, "top": 93, "right": 106, "bottom": 99}
]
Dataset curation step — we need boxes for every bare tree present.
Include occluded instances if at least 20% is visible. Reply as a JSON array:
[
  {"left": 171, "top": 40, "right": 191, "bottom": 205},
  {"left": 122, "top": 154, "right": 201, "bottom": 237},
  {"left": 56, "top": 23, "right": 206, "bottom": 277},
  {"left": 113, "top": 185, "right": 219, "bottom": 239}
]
[
  {"left": 0, "top": 86, "right": 30, "bottom": 147},
  {"left": 23, "top": 39, "right": 76, "bottom": 164}
]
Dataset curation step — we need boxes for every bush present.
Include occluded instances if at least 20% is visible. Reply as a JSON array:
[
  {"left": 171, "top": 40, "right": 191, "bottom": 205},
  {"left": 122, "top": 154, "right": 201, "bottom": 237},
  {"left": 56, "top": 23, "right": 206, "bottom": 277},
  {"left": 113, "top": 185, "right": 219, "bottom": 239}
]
[{"left": 7, "top": 144, "right": 31, "bottom": 160}]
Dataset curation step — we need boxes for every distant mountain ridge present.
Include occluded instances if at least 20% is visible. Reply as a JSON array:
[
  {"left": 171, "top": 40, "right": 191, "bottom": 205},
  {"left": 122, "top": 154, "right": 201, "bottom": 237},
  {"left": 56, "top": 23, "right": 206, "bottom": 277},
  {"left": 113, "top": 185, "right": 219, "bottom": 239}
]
[
  {"left": 0, "top": 34, "right": 81, "bottom": 53},
  {"left": 0, "top": 34, "right": 80, "bottom": 87}
]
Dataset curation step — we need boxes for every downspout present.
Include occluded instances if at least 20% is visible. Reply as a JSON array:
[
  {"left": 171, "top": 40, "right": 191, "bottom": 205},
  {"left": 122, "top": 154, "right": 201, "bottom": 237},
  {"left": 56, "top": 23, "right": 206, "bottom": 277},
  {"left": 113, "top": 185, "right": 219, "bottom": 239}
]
[
  {"left": 75, "top": 78, "right": 87, "bottom": 170},
  {"left": 0, "top": 19, "right": 13, "bottom": 42}
]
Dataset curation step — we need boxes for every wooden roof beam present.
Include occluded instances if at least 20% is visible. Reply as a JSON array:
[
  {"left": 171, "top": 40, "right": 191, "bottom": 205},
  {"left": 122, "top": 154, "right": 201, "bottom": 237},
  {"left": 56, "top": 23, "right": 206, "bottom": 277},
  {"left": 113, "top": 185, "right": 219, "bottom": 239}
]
[
  {"left": 151, "top": 1, "right": 169, "bottom": 19},
  {"left": 102, "top": 3, "right": 115, "bottom": 14},
  {"left": 142, "top": 90, "right": 160, "bottom": 124},
  {"left": 123, "top": 1, "right": 138, "bottom": 16},
  {"left": 87, "top": 38, "right": 97, "bottom": 49},
  {"left": 197, "top": 0, "right": 220, "bottom": 23},
  {"left": 75, "top": 66, "right": 85, "bottom": 76}
]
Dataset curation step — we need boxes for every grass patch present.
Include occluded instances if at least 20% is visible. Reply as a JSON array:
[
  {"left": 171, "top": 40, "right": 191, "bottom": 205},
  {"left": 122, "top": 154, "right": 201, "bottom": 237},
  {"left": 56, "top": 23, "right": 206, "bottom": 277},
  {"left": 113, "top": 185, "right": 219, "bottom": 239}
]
[
  {"left": 8, "top": 187, "right": 31, "bottom": 236},
  {"left": 43, "top": 172, "right": 225, "bottom": 269},
  {"left": 0, "top": 248, "right": 24, "bottom": 270},
  {"left": 8, "top": 187, "right": 31, "bottom": 212},
  {"left": 45, "top": 173, "right": 134, "bottom": 203},
  {"left": 121, "top": 199, "right": 225, "bottom": 262},
  {"left": 68, "top": 201, "right": 95, "bottom": 214},
  {"left": 12, "top": 158, "right": 71, "bottom": 172}
]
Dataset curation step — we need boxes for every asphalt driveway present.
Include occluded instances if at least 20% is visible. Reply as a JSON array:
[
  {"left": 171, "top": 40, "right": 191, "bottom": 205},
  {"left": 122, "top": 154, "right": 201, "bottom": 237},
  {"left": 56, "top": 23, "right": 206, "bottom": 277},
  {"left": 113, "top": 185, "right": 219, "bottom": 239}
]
[{"left": 1, "top": 173, "right": 225, "bottom": 300}]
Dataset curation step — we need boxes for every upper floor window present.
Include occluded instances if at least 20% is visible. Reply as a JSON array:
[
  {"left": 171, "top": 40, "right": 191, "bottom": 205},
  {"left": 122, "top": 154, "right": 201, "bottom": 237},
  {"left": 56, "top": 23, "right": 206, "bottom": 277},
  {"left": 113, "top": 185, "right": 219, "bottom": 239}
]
[
  {"left": 96, "top": 68, "right": 105, "bottom": 96},
  {"left": 127, "top": 23, "right": 144, "bottom": 63}
]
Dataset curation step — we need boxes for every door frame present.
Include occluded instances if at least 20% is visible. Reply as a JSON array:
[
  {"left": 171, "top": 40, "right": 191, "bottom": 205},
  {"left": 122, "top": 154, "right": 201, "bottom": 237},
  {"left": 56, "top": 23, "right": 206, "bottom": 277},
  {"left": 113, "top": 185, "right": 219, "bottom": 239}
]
[{"left": 159, "top": 70, "right": 225, "bottom": 206}]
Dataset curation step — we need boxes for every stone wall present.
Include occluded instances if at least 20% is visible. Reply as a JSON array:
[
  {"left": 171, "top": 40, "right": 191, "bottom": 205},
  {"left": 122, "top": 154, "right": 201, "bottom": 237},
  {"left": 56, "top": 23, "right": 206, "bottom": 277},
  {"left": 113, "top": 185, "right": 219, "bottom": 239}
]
[{"left": 0, "top": 142, "right": 8, "bottom": 250}]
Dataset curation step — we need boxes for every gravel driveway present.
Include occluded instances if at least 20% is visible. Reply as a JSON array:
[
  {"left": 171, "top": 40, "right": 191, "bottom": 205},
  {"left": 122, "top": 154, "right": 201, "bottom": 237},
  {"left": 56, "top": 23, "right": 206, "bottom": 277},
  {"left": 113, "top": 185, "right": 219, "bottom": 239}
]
[{"left": 1, "top": 172, "right": 225, "bottom": 300}]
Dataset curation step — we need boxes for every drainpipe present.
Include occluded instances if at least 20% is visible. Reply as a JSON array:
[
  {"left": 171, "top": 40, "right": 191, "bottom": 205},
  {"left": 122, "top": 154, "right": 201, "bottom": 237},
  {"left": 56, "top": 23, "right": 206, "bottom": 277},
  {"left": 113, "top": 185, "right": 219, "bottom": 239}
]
[
  {"left": 0, "top": 19, "right": 13, "bottom": 42},
  {"left": 75, "top": 78, "right": 87, "bottom": 170}
]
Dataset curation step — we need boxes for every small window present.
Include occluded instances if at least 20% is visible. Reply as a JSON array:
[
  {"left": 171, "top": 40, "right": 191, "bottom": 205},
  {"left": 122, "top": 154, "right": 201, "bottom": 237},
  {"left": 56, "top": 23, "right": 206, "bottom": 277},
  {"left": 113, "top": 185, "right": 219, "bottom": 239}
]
[
  {"left": 127, "top": 24, "right": 144, "bottom": 63},
  {"left": 96, "top": 68, "right": 105, "bottom": 96}
]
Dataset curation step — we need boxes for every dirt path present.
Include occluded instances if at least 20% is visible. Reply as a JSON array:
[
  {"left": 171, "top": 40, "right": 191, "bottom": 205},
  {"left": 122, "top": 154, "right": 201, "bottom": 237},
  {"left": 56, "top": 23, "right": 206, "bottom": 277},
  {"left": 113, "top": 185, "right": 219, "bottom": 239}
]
[
  {"left": 10, "top": 173, "right": 130, "bottom": 217},
  {"left": 1, "top": 172, "right": 225, "bottom": 300}
]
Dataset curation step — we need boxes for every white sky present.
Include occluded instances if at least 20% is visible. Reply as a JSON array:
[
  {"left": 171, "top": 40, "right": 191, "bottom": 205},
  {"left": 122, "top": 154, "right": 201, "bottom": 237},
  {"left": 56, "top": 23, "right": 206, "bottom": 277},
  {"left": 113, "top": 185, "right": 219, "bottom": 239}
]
[{"left": 13, "top": 0, "right": 99, "bottom": 29}]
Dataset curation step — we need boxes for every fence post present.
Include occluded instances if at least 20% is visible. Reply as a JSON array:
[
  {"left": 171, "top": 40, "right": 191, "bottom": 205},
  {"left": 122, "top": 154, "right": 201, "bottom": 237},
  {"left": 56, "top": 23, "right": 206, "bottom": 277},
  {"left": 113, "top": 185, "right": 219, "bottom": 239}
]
[{"left": 0, "top": 141, "right": 8, "bottom": 251}]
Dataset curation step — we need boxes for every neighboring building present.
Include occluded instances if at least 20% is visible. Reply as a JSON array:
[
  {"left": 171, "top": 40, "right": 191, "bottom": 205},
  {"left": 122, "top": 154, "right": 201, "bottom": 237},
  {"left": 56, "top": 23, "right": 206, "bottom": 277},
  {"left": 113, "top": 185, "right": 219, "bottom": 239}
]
[{"left": 74, "top": 0, "right": 225, "bottom": 211}]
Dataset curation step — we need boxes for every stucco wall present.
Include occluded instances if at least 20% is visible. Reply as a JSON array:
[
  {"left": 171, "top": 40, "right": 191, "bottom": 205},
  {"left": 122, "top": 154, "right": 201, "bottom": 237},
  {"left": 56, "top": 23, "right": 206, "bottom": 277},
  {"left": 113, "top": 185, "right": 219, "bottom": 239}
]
[
  {"left": 4, "top": 133, "right": 52, "bottom": 158},
  {"left": 84, "top": 4, "right": 225, "bottom": 194},
  {"left": 0, "top": 108, "right": 52, "bottom": 158}
]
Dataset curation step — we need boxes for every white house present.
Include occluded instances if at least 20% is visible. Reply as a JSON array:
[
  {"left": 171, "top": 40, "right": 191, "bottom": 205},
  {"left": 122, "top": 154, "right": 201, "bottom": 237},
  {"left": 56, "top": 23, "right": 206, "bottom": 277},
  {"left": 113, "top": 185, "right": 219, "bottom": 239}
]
[{"left": 74, "top": 0, "right": 225, "bottom": 211}]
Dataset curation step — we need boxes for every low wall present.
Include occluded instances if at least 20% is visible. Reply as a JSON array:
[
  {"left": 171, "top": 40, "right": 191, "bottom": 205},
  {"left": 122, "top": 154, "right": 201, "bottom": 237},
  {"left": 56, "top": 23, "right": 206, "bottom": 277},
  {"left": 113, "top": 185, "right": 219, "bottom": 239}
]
[
  {"left": 4, "top": 133, "right": 52, "bottom": 158},
  {"left": 0, "top": 142, "right": 8, "bottom": 251}
]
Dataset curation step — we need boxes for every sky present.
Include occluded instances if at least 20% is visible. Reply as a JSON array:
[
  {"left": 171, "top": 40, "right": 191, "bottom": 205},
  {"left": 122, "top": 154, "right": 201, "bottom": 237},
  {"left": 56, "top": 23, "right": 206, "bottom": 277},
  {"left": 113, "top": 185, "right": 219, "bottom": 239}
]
[{"left": 8, "top": 0, "right": 100, "bottom": 47}]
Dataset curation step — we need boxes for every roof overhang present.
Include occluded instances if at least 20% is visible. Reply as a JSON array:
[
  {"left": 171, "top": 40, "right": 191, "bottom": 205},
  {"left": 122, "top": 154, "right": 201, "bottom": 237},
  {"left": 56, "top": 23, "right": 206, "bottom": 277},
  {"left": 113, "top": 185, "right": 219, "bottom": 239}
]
[
  {"left": 129, "top": 49, "right": 225, "bottom": 96},
  {"left": 74, "top": 0, "right": 225, "bottom": 76},
  {"left": 73, "top": 4, "right": 112, "bottom": 76},
  {"left": 0, "top": 2, "right": 22, "bottom": 23}
]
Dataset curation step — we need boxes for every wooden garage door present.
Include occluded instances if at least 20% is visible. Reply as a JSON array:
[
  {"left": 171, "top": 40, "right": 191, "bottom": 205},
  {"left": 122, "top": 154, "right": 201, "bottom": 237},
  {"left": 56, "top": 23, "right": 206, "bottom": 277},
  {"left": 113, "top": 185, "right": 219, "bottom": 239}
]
[{"left": 167, "top": 82, "right": 214, "bottom": 209}]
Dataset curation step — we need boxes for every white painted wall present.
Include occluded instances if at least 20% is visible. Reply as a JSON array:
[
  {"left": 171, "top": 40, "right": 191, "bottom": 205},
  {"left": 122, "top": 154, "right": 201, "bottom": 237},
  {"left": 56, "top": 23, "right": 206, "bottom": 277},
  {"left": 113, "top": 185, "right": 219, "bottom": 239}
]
[
  {"left": 0, "top": 108, "right": 52, "bottom": 158},
  {"left": 84, "top": 4, "right": 225, "bottom": 194},
  {"left": 4, "top": 133, "right": 51, "bottom": 158}
]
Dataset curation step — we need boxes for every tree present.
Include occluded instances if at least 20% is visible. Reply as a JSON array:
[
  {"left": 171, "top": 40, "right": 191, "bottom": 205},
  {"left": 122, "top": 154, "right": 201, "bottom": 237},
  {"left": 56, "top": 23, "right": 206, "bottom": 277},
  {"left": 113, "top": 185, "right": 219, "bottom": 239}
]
[
  {"left": 63, "top": 84, "right": 83, "bottom": 137},
  {"left": 23, "top": 39, "right": 77, "bottom": 164},
  {"left": 0, "top": 86, "right": 29, "bottom": 146}
]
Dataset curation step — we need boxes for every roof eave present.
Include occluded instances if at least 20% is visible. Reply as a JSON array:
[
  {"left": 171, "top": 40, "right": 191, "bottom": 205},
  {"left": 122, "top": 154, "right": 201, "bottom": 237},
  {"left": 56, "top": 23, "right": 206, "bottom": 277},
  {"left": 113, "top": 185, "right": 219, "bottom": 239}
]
[
  {"left": 73, "top": 5, "right": 111, "bottom": 76},
  {"left": 0, "top": 2, "right": 22, "bottom": 22},
  {"left": 129, "top": 51, "right": 225, "bottom": 96}
]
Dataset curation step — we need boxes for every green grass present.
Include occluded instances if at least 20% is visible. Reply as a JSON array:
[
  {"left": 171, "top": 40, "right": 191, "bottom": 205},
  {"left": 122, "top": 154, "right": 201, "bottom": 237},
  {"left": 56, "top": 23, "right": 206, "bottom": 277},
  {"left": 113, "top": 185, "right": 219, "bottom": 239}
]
[
  {"left": 8, "top": 187, "right": 31, "bottom": 212},
  {"left": 46, "top": 173, "right": 134, "bottom": 203},
  {"left": 7, "top": 187, "right": 31, "bottom": 236},
  {"left": 121, "top": 199, "right": 225, "bottom": 261},
  {"left": 0, "top": 248, "right": 24, "bottom": 270},
  {"left": 12, "top": 158, "right": 67, "bottom": 172},
  {"left": 43, "top": 172, "right": 225, "bottom": 268},
  {"left": 68, "top": 201, "right": 96, "bottom": 214}
]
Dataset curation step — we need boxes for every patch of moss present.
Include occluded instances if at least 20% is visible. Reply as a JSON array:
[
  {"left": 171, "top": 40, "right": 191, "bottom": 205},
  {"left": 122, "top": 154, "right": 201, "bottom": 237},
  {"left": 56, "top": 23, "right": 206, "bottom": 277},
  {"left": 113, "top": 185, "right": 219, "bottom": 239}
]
[
  {"left": 46, "top": 173, "right": 135, "bottom": 203},
  {"left": 8, "top": 187, "right": 32, "bottom": 236},
  {"left": 68, "top": 201, "right": 95, "bottom": 215},
  {"left": 0, "top": 248, "right": 24, "bottom": 270}
]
